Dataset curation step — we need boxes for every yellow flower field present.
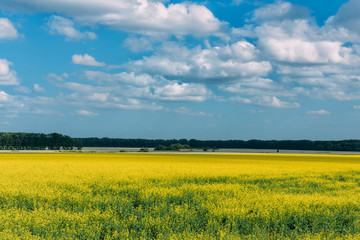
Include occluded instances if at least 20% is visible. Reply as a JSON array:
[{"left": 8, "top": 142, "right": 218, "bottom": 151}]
[{"left": 0, "top": 153, "right": 360, "bottom": 239}]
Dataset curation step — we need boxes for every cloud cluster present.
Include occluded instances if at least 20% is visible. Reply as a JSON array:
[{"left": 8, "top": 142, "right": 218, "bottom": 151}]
[
  {"left": 52, "top": 71, "right": 212, "bottom": 112},
  {"left": 229, "top": 0, "right": 360, "bottom": 104},
  {"left": 3, "top": 0, "right": 360, "bottom": 118},
  {"left": 0, "top": 0, "right": 224, "bottom": 37},
  {"left": 126, "top": 41, "right": 271, "bottom": 82},
  {"left": 43, "top": 0, "right": 360, "bottom": 111}
]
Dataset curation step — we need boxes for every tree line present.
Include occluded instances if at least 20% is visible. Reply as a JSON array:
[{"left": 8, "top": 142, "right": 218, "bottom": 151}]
[
  {"left": 0, "top": 132, "right": 83, "bottom": 150},
  {"left": 1, "top": 132, "right": 360, "bottom": 151},
  {"left": 75, "top": 137, "right": 360, "bottom": 151}
]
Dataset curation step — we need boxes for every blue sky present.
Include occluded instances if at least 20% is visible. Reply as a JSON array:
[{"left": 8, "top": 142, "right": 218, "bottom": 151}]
[{"left": 0, "top": 0, "right": 360, "bottom": 140}]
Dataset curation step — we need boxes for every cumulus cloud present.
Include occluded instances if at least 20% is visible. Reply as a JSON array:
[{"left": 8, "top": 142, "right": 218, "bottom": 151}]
[
  {"left": 259, "top": 38, "right": 354, "bottom": 64},
  {"left": 153, "top": 82, "right": 211, "bottom": 102},
  {"left": 251, "top": 96, "right": 300, "bottom": 108},
  {"left": 33, "top": 84, "right": 46, "bottom": 93},
  {"left": 52, "top": 70, "right": 212, "bottom": 112},
  {"left": 84, "top": 71, "right": 155, "bottom": 86},
  {"left": 252, "top": 19, "right": 359, "bottom": 66},
  {"left": 0, "top": 59, "right": 19, "bottom": 85},
  {"left": 327, "top": 0, "right": 360, "bottom": 35},
  {"left": 307, "top": 109, "right": 330, "bottom": 115},
  {"left": 48, "top": 15, "right": 96, "bottom": 40},
  {"left": 0, "top": 90, "right": 9, "bottom": 102},
  {"left": 0, "top": 0, "right": 224, "bottom": 37},
  {"left": 252, "top": 1, "right": 310, "bottom": 23},
  {"left": 0, "top": 91, "right": 64, "bottom": 118},
  {"left": 225, "top": 2, "right": 360, "bottom": 103},
  {"left": 219, "top": 77, "right": 296, "bottom": 98},
  {"left": 126, "top": 41, "right": 272, "bottom": 83},
  {"left": 0, "top": 91, "right": 25, "bottom": 110},
  {"left": 87, "top": 93, "right": 109, "bottom": 102},
  {"left": 0, "top": 18, "right": 18, "bottom": 39},
  {"left": 72, "top": 54, "right": 105, "bottom": 67},
  {"left": 76, "top": 109, "right": 98, "bottom": 117},
  {"left": 83, "top": 71, "right": 212, "bottom": 102}
]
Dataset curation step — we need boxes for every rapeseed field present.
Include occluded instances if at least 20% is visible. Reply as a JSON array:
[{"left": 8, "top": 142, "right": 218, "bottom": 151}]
[{"left": 0, "top": 153, "right": 360, "bottom": 239}]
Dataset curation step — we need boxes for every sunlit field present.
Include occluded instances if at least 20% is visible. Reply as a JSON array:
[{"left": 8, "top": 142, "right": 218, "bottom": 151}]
[{"left": 1, "top": 153, "right": 360, "bottom": 239}]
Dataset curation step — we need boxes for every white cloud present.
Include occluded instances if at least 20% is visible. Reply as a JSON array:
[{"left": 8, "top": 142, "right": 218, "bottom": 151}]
[
  {"left": 126, "top": 41, "right": 272, "bottom": 82},
  {"left": 87, "top": 93, "right": 109, "bottom": 102},
  {"left": 169, "top": 107, "right": 212, "bottom": 117},
  {"left": 1, "top": 0, "right": 224, "bottom": 37},
  {"left": 76, "top": 109, "right": 98, "bottom": 117},
  {"left": 153, "top": 82, "right": 211, "bottom": 102},
  {"left": 0, "top": 91, "right": 25, "bottom": 110},
  {"left": 259, "top": 38, "right": 353, "bottom": 64},
  {"left": 219, "top": 77, "right": 293, "bottom": 97},
  {"left": 251, "top": 96, "right": 300, "bottom": 108},
  {"left": 0, "top": 18, "right": 18, "bottom": 39},
  {"left": 0, "top": 59, "right": 19, "bottom": 85},
  {"left": 52, "top": 70, "right": 212, "bottom": 112},
  {"left": 72, "top": 54, "right": 105, "bottom": 67},
  {"left": 82, "top": 71, "right": 212, "bottom": 102},
  {"left": 33, "top": 84, "right": 46, "bottom": 93},
  {"left": 84, "top": 71, "right": 155, "bottom": 86},
  {"left": 252, "top": 1, "right": 310, "bottom": 23},
  {"left": 0, "top": 91, "right": 9, "bottom": 102},
  {"left": 307, "top": 109, "right": 330, "bottom": 115},
  {"left": 226, "top": 4, "right": 360, "bottom": 103},
  {"left": 48, "top": 15, "right": 96, "bottom": 40},
  {"left": 0, "top": 91, "right": 62, "bottom": 117},
  {"left": 327, "top": 0, "right": 360, "bottom": 35},
  {"left": 232, "top": 96, "right": 300, "bottom": 108},
  {"left": 354, "top": 105, "right": 360, "bottom": 109}
]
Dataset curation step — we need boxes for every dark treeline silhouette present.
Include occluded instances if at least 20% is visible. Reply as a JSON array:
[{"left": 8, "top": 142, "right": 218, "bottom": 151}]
[
  {"left": 0, "top": 132, "right": 82, "bottom": 150},
  {"left": 75, "top": 137, "right": 360, "bottom": 151},
  {"left": 1, "top": 132, "right": 360, "bottom": 151}
]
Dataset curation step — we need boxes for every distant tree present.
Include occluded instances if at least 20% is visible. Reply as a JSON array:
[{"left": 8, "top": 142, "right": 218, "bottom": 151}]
[
  {"left": 154, "top": 144, "right": 191, "bottom": 151},
  {"left": 75, "top": 140, "right": 84, "bottom": 150},
  {"left": 154, "top": 145, "right": 167, "bottom": 151},
  {"left": 139, "top": 147, "right": 149, "bottom": 152}
]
